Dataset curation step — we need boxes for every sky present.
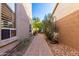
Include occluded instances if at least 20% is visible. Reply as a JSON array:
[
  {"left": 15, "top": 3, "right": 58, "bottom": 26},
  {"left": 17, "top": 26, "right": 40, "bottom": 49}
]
[
  {"left": 7, "top": 3, "right": 15, "bottom": 12},
  {"left": 6, "top": 3, "right": 56, "bottom": 20},
  {"left": 32, "top": 3, "right": 56, "bottom": 20}
]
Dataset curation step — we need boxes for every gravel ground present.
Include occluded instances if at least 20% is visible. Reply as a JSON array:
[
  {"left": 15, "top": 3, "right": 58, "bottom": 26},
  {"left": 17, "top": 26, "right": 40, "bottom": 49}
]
[{"left": 47, "top": 41, "right": 79, "bottom": 56}]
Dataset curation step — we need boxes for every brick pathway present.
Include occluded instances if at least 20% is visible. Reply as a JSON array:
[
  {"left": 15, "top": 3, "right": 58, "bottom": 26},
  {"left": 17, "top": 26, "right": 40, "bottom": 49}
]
[{"left": 23, "top": 34, "right": 52, "bottom": 56}]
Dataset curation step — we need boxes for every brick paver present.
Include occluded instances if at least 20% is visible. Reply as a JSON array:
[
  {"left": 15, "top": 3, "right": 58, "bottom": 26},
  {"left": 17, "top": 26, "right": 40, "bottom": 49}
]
[{"left": 23, "top": 34, "right": 52, "bottom": 56}]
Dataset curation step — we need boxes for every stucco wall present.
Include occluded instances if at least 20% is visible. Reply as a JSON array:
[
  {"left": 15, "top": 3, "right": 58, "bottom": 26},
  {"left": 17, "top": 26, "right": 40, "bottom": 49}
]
[
  {"left": 53, "top": 3, "right": 79, "bottom": 21},
  {"left": 53, "top": 3, "right": 79, "bottom": 51},
  {"left": 16, "top": 3, "right": 32, "bottom": 40},
  {"left": 22, "top": 4, "right": 32, "bottom": 24}
]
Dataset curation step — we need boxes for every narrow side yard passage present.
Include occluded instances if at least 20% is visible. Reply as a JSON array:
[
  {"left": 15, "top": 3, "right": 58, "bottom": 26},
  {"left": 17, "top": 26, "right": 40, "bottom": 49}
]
[
  {"left": 24, "top": 33, "right": 79, "bottom": 56},
  {"left": 23, "top": 33, "right": 52, "bottom": 56}
]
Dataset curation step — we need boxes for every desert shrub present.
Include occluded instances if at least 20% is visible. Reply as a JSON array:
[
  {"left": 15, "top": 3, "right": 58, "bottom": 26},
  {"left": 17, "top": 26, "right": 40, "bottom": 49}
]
[{"left": 42, "top": 14, "right": 59, "bottom": 44}]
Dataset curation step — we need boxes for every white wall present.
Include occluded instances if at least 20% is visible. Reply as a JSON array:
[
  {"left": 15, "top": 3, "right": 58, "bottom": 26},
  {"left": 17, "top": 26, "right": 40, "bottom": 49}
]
[
  {"left": 16, "top": 3, "right": 32, "bottom": 40},
  {"left": 53, "top": 3, "right": 79, "bottom": 21}
]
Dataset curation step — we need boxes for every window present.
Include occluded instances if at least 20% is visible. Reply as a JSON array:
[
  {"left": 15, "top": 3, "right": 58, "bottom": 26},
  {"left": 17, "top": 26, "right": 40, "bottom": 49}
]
[
  {"left": 11, "top": 30, "right": 16, "bottom": 37},
  {"left": 1, "top": 29, "right": 10, "bottom": 40}
]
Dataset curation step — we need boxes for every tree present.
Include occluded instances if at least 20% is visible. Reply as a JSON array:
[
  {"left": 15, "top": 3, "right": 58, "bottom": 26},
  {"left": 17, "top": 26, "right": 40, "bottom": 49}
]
[
  {"left": 42, "top": 13, "right": 54, "bottom": 40},
  {"left": 43, "top": 13, "right": 54, "bottom": 33},
  {"left": 32, "top": 17, "right": 43, "bottom": 33}
]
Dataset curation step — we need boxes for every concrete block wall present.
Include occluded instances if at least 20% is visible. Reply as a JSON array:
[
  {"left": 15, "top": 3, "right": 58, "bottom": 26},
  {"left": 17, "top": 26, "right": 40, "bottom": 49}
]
[
  {"left": 56, "top": 10, "right": 79, "bottom": 51},
  {"left": 53, "top": 3, "right": 79, "bottom": 51}
]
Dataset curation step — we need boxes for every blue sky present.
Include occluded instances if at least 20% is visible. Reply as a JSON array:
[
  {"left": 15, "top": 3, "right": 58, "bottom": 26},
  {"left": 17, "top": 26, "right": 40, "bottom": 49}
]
[
  {"left": 7, "top": 3, "right": 15, "bottom": 12},
  {"left": 32, "top": 3, "right": 56, "bottom": 20}
]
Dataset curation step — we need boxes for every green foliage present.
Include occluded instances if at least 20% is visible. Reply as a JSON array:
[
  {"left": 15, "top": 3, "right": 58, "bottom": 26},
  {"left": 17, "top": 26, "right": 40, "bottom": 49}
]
[
  {"left": 43, "top": 13, "right": 54, "bottom": 32},
  {"left": 42, "top": 13, "right": 54, "bottom": 41},
  {"left": 43, "top": 13, "right": 59, "bottom": 44},
  {"left": 32, "top": 17, "right": 43, "bottom": 33}
]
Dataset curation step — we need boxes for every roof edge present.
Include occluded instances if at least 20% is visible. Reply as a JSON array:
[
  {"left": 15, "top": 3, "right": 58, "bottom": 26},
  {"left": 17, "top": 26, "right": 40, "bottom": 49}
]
[{"left": 52, "top": 3, "right": 59, "bottom": 16}]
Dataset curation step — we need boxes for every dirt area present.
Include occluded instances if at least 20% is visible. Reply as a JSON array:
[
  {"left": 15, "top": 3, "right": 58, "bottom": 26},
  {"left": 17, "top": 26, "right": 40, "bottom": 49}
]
[{"left": 47, "top": 40, "right": 79, "bottom": 56}]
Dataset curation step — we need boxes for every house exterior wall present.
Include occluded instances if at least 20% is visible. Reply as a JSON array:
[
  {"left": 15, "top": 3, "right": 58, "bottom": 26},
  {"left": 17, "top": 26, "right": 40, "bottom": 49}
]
[
  {"left": 53, "top": 3, "right": 79, "bottom": 51},
  {"left": 0, "top": 3, "right": 17, "bottom": 47},
  {"left": 0, "top": 3, "right": 32, "bottom": 47},
  {"left": 16, "top": 3, "right": 32, "bottom": 40}
]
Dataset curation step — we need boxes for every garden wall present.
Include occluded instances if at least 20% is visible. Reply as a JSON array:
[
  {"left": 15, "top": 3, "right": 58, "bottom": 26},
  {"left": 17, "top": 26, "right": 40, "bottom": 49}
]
[{"left": 56, "top": 10, "right": 79, "bottom": 51}]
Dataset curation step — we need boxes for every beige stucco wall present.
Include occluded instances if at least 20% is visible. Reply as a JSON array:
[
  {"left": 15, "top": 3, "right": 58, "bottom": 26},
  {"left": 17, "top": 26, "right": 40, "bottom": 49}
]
[
  {"left": 16, "top": 3, "right": 32, "bottom": 40},
  {"left": 53, "top": 3, "right": 79, "bottom": 21}
]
